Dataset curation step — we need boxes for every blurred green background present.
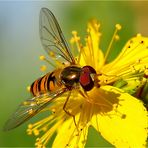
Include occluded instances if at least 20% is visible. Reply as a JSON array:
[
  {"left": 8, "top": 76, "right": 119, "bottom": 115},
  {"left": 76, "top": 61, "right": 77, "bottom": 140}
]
[{"left": 0, "top": 1, "right": 148, "bottom": 147}]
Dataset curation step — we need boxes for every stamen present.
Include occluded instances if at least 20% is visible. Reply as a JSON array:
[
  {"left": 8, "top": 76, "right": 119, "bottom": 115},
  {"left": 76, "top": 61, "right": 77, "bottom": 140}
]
[
  {"left": 39, "top": 55, "right": 56, "bottom": 68},
  {"left": 40, "top": 65, "right": 47, "bottom": 72},
  {"left": 81, "top": 125, "right": 88, "bottom": 144},
  {"left": 95, "top": 114, "right": 100, "bottom": 132},
  {"left": 33, "top": 129, "right": 40, "bottom": 136},
  {"left": 65, "top": 126, "right": 80, "bottom": 147},
  {"left": 27, "top": 115, "right": 55, "bottom": 136},
  {"left": 71, "top": 31, "right": 83, "bottom": 64},
  {"left": 115, "top": 35, "right": 120, "bottom": 41},
  {"left": 26, "top": 86, "right": 30, "bottom": 92},
  {"left": 104, "top": 24, "right": 122, "bottom": 63},
  {"left": 70, "top": 38, "right": 76, "bottom": 59},
  {"left": 115, "top": 24, "right": 122, "bottom": 30},
  {"left": 49, "top": 51, "right": 55, "bottom": 57},
  {"left": 87, "top": 28, "right": 95, "bottom": 68},
  {"left": 37, "top": 120, "right": 62, "bottom": 147},
  {"left": 28, "top": 115, "right": 64, "bottom": 148}
]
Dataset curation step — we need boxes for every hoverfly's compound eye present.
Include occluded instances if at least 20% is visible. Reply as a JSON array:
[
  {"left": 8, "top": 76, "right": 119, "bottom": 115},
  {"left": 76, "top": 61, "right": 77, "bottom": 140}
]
[
  {"left": 82, "top": 66, "right": 96, "bottom": 74},
  {"left": 80, "top": 66, "right": 96, "bottom": 91},
  {"left": 61, "top": 66, "right": 81, "bottom": 88}
]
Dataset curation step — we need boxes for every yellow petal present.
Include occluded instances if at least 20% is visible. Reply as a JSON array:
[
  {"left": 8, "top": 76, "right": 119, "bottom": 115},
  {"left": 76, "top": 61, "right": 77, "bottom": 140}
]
[
  {"left": 91, "top": 86, "right": 147, "bottom": 148},
  {"left": 52, "top": 117, "right": 88, "bottom": 148},
  {"left": 102, "top": 35, "right": 148, "bottom": 79}
]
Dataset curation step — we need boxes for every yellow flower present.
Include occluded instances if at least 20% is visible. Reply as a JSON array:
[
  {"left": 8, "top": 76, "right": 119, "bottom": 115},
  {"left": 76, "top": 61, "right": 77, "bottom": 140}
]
[{"left": 27, "top": 20, "right": 148, "bottom": 148}]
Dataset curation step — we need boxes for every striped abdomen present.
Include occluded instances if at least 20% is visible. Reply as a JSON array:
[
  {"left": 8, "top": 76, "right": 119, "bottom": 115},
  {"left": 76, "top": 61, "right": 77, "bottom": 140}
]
[{"left": 30, "top": 70, "right": 62, "bottom": 96}]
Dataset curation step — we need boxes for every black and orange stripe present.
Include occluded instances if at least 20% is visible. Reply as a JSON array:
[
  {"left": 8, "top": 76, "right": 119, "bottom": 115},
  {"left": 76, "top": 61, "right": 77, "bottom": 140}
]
[{"left": 30, "top": 72, "right": 60, "bottom": 96}]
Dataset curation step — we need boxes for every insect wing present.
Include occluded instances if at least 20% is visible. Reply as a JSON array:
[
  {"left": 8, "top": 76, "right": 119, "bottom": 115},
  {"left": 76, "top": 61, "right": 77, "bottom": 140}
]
[
  {"left": 3, "top": 88, "right": 67, "bottom": 131},
  {"left": 40, "top": 8, "right": 75, "bottom": 64}
]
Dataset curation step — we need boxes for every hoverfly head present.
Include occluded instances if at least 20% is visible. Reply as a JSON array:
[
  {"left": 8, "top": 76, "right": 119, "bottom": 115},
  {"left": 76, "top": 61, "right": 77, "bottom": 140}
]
[{"left": 80, "top": 66, "right": 97, "bottom": 91}]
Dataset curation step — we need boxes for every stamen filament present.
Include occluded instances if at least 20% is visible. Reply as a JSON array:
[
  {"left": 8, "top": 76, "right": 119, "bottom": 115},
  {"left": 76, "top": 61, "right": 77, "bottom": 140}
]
[
  {"left": 71, "top": 31, "right": 83, "bottom": 64},
  {"left": 39, "top": 55, "right": 56, "bottom": 67},
  {"left": 104, "top": 24, "right": 121, "bottom": 63}
]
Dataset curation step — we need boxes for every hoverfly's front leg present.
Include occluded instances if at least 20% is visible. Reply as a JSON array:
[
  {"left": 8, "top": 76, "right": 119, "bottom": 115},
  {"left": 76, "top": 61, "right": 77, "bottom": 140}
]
[{"left": 63, "top": 91, "right": 79, "bottom": 133}]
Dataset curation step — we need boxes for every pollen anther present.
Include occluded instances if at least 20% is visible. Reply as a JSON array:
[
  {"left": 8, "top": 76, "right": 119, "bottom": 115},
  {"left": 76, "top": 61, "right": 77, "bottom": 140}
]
[
  {"left": 40, "top": 65, "right": 47, "bottom": 72},
  {"left": 115, "top": 24, "right": 122, "bottom": 30},
  {"left": 27, "top": 86, "right": 30, "bottom": 92},
  {"left": 39, "top": 55, "right": 45, "bottom": 60}
]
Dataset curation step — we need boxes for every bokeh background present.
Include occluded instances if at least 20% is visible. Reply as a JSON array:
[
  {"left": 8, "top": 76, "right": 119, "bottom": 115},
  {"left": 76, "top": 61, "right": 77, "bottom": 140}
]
[{"left": 0, "top": 1, "right": 148, "bottom": 147}]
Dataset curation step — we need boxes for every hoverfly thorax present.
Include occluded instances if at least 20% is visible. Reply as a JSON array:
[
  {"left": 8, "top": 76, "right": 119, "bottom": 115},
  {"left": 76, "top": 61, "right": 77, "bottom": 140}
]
[{"left": 61, "top": 66, "right": 81, "bottom": 89}]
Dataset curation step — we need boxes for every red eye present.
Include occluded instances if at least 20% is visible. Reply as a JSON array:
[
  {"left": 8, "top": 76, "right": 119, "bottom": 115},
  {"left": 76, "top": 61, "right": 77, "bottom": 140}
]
[
  {"left": 80, "top": 73, "right": 91, "bottom": 86},
  {"left": 79, "top": 66, "right": 96, "bottom": 91},
  {"left": 82, "top": 66, "right": 96, "bottom": 74}
]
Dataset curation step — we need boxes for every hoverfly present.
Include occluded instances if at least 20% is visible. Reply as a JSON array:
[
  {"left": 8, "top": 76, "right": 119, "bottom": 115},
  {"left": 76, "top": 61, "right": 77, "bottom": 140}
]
[{"left": 4, "top": 8, "right": 99, "bottom": 131}]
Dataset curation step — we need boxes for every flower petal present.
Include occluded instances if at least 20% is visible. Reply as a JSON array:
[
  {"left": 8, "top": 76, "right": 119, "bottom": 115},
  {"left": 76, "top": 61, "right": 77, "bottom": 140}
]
[
  {"left": 52, "top": 117, "right": 88, "bottom": 148},
  {"left": 91, "top": 86, "right": 147, "bottom": 148},
  {"left": 101, "top": 35, "right": 148, "bottom": 83}
]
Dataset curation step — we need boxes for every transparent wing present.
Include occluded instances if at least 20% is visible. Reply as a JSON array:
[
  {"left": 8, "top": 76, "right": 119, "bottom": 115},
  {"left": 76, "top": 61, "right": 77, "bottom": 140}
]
[
  {"left": 40, "top": 8, "right": 75, "bottom": 64},
  {"left": 3, "top": 88, "right": 67, "bottom": 131}
]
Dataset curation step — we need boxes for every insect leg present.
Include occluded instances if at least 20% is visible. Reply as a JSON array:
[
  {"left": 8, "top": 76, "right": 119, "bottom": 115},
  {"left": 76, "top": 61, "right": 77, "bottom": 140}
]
[{"left": 63, "top": 91, "right": 79, "bottom": 133}]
